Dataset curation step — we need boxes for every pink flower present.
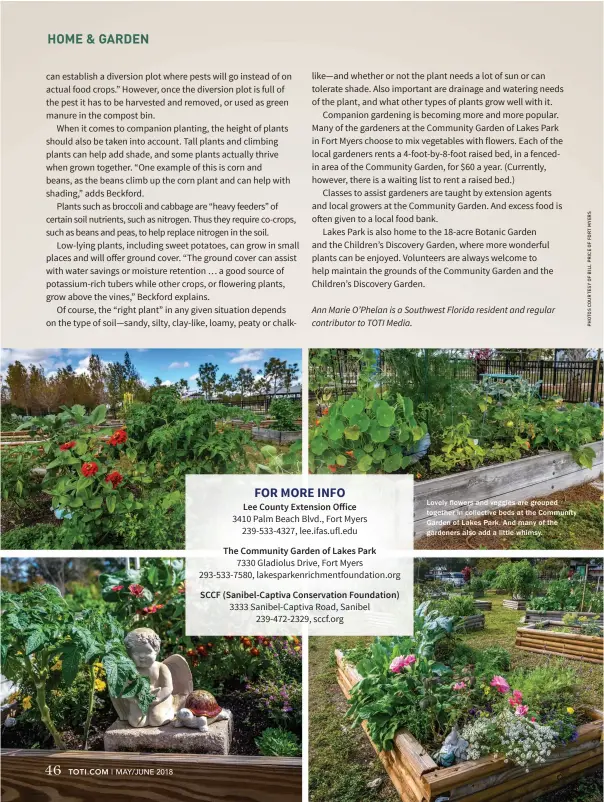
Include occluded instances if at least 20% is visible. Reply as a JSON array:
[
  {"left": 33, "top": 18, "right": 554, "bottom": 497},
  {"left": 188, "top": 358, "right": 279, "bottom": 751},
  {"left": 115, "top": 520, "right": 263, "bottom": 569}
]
[
  {"left": 530, "top": 717, "right": 536, "bottom": 722},
  {"left": 508, "top": 690, "right": 523, "bottom": 708},
  {"left": 390, "top": 654, "right": 416, "bottom": 673},
  {"left": 128, "top": 583, "right": 145, "bottom": 598},
  {"left": 453, "top": 682, "right": 467, "bottom": 691},
  {"left": 490, "top": 675, "right": 510, "bottom": 694},
  {"left": 111, "top": 585, "right": 124, "bottom": 592},
  {"left": 515, "top": 704, "right": 529, "bottom": 717}
]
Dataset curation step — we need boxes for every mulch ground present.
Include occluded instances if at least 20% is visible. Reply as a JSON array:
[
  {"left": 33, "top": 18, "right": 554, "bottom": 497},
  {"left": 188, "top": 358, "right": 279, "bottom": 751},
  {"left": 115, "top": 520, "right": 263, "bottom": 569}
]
[{"left": 414, "top": 479, "right": 603, "bottom": 550}]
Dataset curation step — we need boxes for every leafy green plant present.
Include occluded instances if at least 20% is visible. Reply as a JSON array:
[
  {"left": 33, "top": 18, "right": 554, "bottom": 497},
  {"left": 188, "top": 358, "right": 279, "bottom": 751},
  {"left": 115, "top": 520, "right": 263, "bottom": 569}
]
[
  {"left": 428, "top": 417, "right": 486, "bottom": 475},
  {"left": 492, "top": 561, "right": 540, "bottom": 599},
  {"left": 1, "top": 445, "right": 43, "bottom": 506},
  {"left": 507, "top": 665, "right": 578, "bottom": 717},
  {"left": 466, "top": 577, "right": 487, "bottom": 597},
  {"left": 255, "top": 727, "right": 301, "bottom": 756},
  {"left": 527, "top": 403, "right": 602, "bottom": 468},
  {"left": 268, "top": 398, "right": 301, "bottom": 432},
  {"left": 255, "top": 441, "right": 303, "bottom": 474},
  {"left": 435, "top": 595, "right": 476, "bottom": 618},
  {"left": 310, "top": 393, "right": 427, "bottom": 474},
  {"left": 0, "top": 584, "right": 154, "bottom": 748}
]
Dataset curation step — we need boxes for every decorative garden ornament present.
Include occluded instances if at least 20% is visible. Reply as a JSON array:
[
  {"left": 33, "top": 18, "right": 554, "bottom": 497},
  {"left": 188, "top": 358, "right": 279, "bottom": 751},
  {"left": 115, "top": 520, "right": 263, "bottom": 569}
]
[
  {"left": 110, "top": 627, "right": 193, "bottom": 728},
  {"left": 437, "top": 725, "right": 469, "bottom": 766},
  {"left": 173, "top": 689, "right": 231, "bottom": 733}
]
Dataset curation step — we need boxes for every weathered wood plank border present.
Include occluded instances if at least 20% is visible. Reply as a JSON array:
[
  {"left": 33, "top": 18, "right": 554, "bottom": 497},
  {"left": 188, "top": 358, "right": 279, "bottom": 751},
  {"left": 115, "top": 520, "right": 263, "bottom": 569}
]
[
  {"left": 335, "top": 650, "right": 603, "bottom": 801},
  {"left": 414, "top": 440, "right": 603, "bottom": 538},
  {"left": 0, "top": 750, "right": 302, "bottom": 802},
  {"left": 516, "top": 623, "right": 604, "bottom": 664}
]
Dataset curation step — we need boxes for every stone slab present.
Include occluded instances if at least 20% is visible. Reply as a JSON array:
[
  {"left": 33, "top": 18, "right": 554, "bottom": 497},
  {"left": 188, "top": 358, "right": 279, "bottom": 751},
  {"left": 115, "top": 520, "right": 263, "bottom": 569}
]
[{"left": 104, "top": 715, "right": 232, "bottom": 754}]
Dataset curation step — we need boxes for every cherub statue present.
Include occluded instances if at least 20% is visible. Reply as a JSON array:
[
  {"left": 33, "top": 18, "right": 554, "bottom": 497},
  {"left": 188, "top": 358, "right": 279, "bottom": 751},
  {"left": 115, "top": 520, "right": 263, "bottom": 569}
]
[{"left": 110, "top": 627, "right": 193, "bottom": 728}]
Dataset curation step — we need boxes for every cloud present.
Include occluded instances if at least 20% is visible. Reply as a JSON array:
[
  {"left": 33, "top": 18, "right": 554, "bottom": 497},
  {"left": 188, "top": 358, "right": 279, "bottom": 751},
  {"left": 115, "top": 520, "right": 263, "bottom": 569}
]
[
  {"left": 229, "top": 349, "right": 264, "bottom": 365},
  {"left": 168, "top": 361, "right": 190, "bottom": 369},
  {"left": 0, "top": 349, "right": 83, "bottom": 374}
]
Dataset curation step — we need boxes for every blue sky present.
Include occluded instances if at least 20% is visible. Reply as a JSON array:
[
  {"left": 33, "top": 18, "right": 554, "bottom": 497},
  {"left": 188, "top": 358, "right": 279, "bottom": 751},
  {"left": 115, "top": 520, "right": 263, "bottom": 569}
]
[{"left": 1, "top": 348, "right": 302, "bottom": 387}]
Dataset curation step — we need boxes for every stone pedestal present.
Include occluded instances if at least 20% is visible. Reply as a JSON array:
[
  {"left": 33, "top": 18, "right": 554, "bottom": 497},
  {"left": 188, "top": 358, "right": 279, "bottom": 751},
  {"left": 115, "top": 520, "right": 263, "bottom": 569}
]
[{"left": 104, "top": 715, "right": 232, "bottom": 755}]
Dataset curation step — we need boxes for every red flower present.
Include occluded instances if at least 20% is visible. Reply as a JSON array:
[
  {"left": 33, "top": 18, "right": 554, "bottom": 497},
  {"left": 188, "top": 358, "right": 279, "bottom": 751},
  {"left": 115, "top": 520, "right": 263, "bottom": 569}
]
[
  {"left": 250, "top": 647, "right": 260, "bottom": 656},
  {"left": 60, "top": 441, "right": 76, "bottom": 451},
  {"left": 327, "top": 464, "right": 338, "bottom": 473},
  {"left": 111, "top": 585, "right": 124, "bottom": 592},
  {"left": 128, "top": 583, "right": 144, "bottom": 598},
  {"left": 105, "top": 470, "right": 124, "bottom": 489},
  {"left": 108, "top": 429, "right": 128, "bottom": 447},
  {"left": 196, "top": 645, "right": 207, "bottom": 656},
  {"left": 81, "top": 462, "right": 99, "bottom": 477}
]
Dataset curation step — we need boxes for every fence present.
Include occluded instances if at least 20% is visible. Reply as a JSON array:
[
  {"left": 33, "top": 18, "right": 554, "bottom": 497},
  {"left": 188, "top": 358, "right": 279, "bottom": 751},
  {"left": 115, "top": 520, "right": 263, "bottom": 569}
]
[
  {"left": 309, "top": 350, "right": 603, "bottom": 404},
  {"left": 197, "top": 390, "right": 302, "bottom": 414}
]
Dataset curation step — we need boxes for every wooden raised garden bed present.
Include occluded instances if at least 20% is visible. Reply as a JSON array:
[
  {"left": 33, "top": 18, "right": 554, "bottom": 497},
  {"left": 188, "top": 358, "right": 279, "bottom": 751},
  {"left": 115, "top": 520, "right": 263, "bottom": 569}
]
[
  {"left": 0, "top": 749, "right": 302, "bottom": 802},
  {"left": 502, "top": 599, "right": 526, "bottom": 611},
  {"left": 335, "top": 650, "right": 603, "bottom": 802},
  {"left": 516, "top": 622, "right": 604, "bottom": 664},
  {"left": 473, "top": 600, "right": 492, "bottom": 611},
  {"left": 413, "top": 440, "right": 603, "bottom": 538},
  {"left": 455, "top": 613, "right": 485, "bottom": 632},
  {"left": 525, "top": 610, "right": 604, "bottom": 625}
]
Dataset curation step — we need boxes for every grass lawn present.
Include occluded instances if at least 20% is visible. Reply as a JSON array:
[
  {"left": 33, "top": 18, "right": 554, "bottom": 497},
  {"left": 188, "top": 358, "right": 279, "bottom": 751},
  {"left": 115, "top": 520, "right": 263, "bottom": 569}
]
[{"left": 309, "top": 593, "right": 603, "bottom": 802}]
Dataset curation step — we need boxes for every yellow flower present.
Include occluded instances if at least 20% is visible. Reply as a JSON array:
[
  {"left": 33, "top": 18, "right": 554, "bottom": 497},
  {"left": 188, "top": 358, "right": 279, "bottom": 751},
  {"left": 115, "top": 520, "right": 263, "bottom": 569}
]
[
  {"left": 93, "top": 661, "right": 104, "bottom": 669},
  {"left": 484, "top": 687, "right": 491, "bottom": 696},
  {"left": 94, "top": 678, "right": 107, "bottom": 692},
  {"left": 51, "top": 690, "right": 62, "bottom": 697},
  {"left": 567, "top": 707, "right": 574, "bottom": 715},
  {"left": 51, "top": 660, "right": 62, "bottom": 671},
  {"left": 22, "top": 696, "right": 32, "bottom": 710}
]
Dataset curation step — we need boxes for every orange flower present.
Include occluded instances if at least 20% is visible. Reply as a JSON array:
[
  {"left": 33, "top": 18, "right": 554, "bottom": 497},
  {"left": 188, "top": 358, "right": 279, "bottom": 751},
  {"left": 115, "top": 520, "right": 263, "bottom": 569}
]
[
  {"left": 327, "top": 464, "right": 338, "bottom": 473},
  {"left": 345, "top": 451, "right": 354, "bottom": 457}
]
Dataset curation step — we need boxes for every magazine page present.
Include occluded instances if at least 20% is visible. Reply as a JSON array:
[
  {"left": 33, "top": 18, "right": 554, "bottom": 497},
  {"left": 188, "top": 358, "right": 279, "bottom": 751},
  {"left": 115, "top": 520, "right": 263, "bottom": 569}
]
[{"left": 1, "top": 3, "right": 602, "bottom": 802}]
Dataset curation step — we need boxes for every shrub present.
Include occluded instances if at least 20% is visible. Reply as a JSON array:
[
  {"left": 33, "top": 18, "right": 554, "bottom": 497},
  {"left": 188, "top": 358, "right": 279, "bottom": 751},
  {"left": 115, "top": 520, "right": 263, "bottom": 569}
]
[
  {"left": 1, "top": 523, "right": 60, "bottom": 549},
  {"left": 492, "top": 561, "right": 540, "bottom": 599},
  {"left": 268, "top": 399, "right": 301, "bottom": 431},
  {"left": 310, "top": 393, "right": 427, "bottom": 475},
  {"left": 436, "top": 595, "right": 476, "bottom": 618},
  {"left": 0, "top": 584, "right": 154, "bottom": 749},
  {"left": 255, "top": 727, "right": 301, "bottom": 757},
  {"left": 507, "top": 665, "right": 578, "bottom": 717}
]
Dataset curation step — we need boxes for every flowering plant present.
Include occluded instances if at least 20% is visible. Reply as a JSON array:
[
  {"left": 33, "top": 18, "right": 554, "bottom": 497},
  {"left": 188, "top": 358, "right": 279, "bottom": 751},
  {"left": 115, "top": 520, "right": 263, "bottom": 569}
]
[{"left": 462, "top": 709, "right": 558, "bottom": 767}]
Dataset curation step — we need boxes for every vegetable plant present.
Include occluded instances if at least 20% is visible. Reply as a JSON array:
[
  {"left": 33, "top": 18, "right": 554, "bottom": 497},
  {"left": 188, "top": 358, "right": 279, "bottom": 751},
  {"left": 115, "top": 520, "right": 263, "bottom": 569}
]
[
  {"left": 492, "top": 560, "right": 541, "bottom": 599},
  {"left": 256, "top": 727, "right": 301, "bottom": 756},
  {"left": 0, "top": 584, "right": 154, "bottom": 748}
]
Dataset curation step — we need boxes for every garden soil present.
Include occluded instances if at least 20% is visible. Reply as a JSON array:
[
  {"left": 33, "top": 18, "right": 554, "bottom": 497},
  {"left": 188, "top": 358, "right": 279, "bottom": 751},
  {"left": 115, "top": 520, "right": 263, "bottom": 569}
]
[{"left": 414, "top": 478, "right": 603, "bottom": 550}]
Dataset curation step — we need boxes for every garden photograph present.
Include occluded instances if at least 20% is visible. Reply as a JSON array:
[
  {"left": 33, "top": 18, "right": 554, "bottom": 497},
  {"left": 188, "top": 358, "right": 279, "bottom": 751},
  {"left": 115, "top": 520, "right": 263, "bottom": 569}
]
[
  {"left": 0, "top": 558, "right": 303, "bottom": 798},
  {"left": 309, "top": 557, "right": 603, "bottom": 802},
  {"left": 309, "top": 349, "right": 603, "bottom": 549},
  {"left": 1, "top": 348, "right": 303, "bottom": 549}
]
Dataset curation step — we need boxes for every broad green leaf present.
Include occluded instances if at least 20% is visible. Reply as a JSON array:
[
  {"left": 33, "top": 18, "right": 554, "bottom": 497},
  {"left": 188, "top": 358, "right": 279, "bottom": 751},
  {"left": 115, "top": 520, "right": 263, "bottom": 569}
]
[
  {"left": 348, "top": 413, "right": 370, "bottom": 432},
  {"left": 344, "top": 425, "right": 361, "bottom": 441},
  {"left": 369, "top": 422, "right": 390, "bottom": 443},
  {"left": 25, "top": 628, "right": 47, "bottom": 655},
  {"left": 310, "top": 437, "right": 329, "bottom": 455},
  {"left": 327, "top": 420, "right": 345, "bottom": 441},
  {"left": 335, "top": 455, "right": 347, "bottom": 466},
  {"left": 106, "top": 495, "right": 117, "bottom": 514},
  {"left": 374, "top": 401, "right": 395, "bottom": 428},
  {"left": 383, "top": 452, "right": 402, "bottom": 473},
  {"left": 356, "top": 454, "right": 373, "bottom": 472},
  {"left": 342, "top": 397, "right": 364, "bottom": 419},
  {"left": 90, "top": 405, "right": 107, "bottom": 425}
]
